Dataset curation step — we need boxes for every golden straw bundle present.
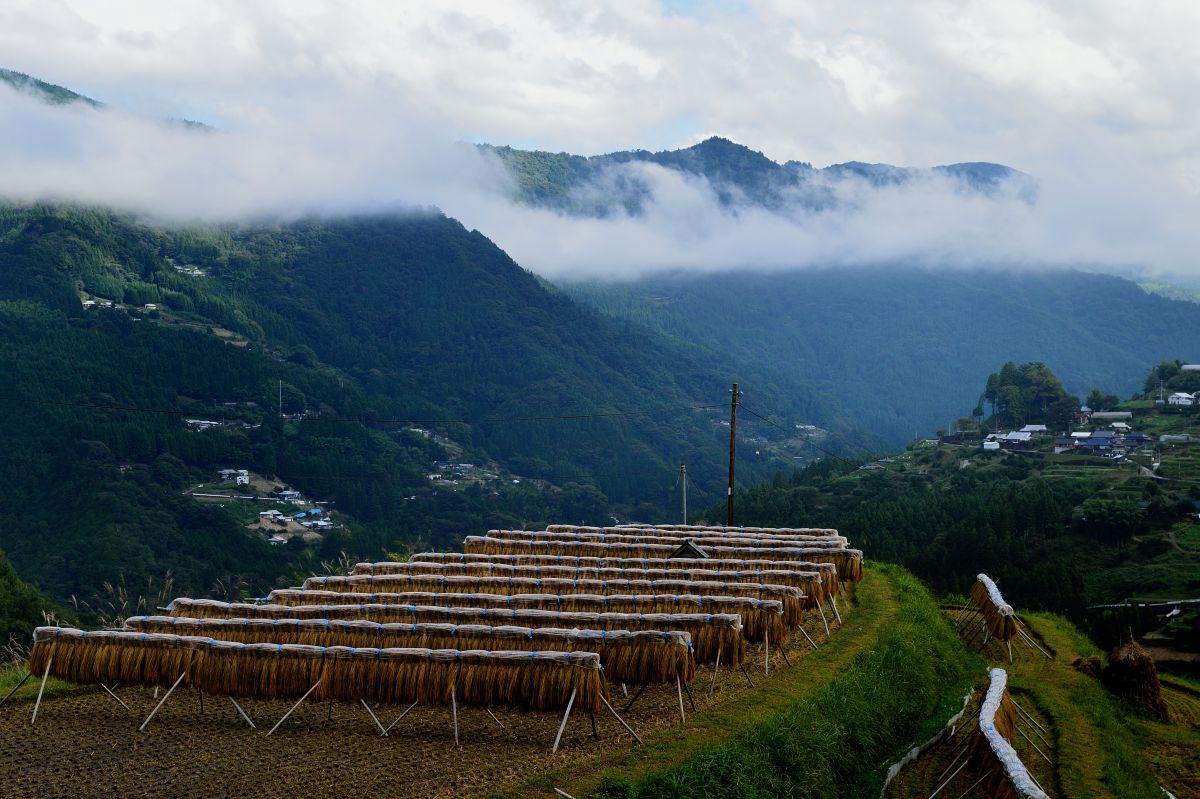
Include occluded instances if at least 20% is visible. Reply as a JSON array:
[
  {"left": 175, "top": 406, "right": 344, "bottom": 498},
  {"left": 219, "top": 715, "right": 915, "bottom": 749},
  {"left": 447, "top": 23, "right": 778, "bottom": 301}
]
[
  {"left": 352, "top": 560, "right": 825, "bottom": 609},
  {"left": 463, "top": 537, "right": 865, "bottom": 582},
  {"left": 31, "top": 627, "right": 606, "bottom": 712},
  {"left": 263, "top": 590, "right": 787, "bottom": 645},
  {"left": 404, "top": 553, "right": 842, "bottom": 598},
  {"left": 548, "top": 524, "right": 841, "bottom": 537},
  {"left": 965, "top": 668, "right": 1049, "bottom": 799},
  {"left": 300, "top": 574, "right": 805, "bottom": 628},
  {"left": 166, "top": 600, "right": 742, "bottom": 665},
  {"left": 124, "top": 616, "right": 695, "bottom": 685},
  {"left": 488, "top": 529, "right": 848, "bottom": 549},
  {"left": 970, "top": 574, "right": 1018, "bottom": 642}
]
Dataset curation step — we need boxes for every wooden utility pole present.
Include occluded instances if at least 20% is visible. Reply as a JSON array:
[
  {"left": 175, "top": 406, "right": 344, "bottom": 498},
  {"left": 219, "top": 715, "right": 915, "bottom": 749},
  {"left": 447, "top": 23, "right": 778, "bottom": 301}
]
[
  {"left": 727, "top": 383, "right": 740, "bottom": 526},
  {"left": 680, "top": 463, "right": 687, "bottom": 524}
]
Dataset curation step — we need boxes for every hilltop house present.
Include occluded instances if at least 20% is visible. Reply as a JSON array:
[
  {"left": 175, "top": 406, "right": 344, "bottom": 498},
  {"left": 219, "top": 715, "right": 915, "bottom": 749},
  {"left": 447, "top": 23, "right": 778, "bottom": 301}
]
[
  {"left": 1019, "top": 424, "right": 1048, "bottom": 434},
  {"left": 1168, "top": 392, "right": 1196, "bottom": 407},
  {"left": 999, "top": 431, "right": 1033, "bottom": 450}
]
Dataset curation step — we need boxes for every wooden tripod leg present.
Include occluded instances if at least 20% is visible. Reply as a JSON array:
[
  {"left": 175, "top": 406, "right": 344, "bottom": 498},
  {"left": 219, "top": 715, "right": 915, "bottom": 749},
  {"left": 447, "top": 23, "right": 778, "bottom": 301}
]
[
  {"left": 99, "top": 683, "right": 131, "bottom": 712},
  {"left": 816, "top": 602, "right": 830, "bottom": 636},
  {"left": 675, "top": 674, "right": 686, "bottom": 723},
  {"left": 798, "top": 623, "right": 818, "bottom": 650},
  {"left": 739, "top": 663, "right": 755, "bottom": 688},
  {"left": 0, "top": 672, "right": 31, "bottom": 708},
  {"left": 361, "top": 698, "right": 387, "bottom": 736},
  {"left": 830, "top": 597, "right": 842, "bottom": 624},
  {"left": 267, "top": 680, "right": 321, "bottom": 736},
  {"left": 708, "top": 644, "right": 722, "bottom": 696},
  {"left": 680, "top": 677, "right": 696, "bottom": 711},
  {"left": 139, "top": 672, "right": 187, "bottom": 732},
  {"left": 486, "top": 709, "right": 505, "bottom": 729},
  {"left": 599, "top": 695, "right": 643, "bottom": 746},
  {"left": 230, "top": 697, "right": 256, "bottom": 729},
  {"left": 382, "top": 700, "right": 419, "bottom": 736},
  {"left": 621, "top": 683, "right": 648, "bottom": 714},
  {"left": 551, "top": 689, "right": 577, "bottom": 753},
  {"left": 30, "top": 658, "right": 53, "bottom": 725},
  {"left": 451, "top": 685, "right": 459, "bottom": 749}
]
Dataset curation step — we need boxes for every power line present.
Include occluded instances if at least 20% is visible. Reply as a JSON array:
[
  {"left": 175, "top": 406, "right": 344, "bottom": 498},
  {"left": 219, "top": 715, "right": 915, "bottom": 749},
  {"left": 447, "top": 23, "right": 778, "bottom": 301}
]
[{"left": 738, "top": 402, "right": 872, "bottom": 467}]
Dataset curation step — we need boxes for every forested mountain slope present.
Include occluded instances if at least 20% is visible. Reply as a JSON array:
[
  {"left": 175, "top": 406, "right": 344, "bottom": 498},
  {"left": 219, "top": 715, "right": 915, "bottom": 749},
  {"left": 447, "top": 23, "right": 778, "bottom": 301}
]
[
  {"left": 0, "top": 204, "right": 854, "bottom": 603},
  {"left": 564, "top": 268, "right": 1200, "bottom": 445}
]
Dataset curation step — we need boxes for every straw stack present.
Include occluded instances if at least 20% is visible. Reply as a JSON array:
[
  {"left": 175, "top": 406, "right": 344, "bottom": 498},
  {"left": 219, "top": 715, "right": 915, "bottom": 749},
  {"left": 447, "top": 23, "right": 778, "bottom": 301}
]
[
  {"left": 262, "top": 590, "right": 787, "bottom": 645},
  {"left": 487, "top": 529, "right": 848, "bottom": 549},
  {"left": 971, "top": 574, "right": 1018, "bottom": 642},
  {"left": 300, "top": 574, "right": 805, "bottom": 627},
  {"left": 352, "top": 560, "right": 826, "bottom": 610},
  {"left": 965, "top": 668, "right": 1049, "bottom": 799},
  {"left": 124, "top": 616, "right": 695, "bottom": 685},
  {"left": 463, "top": 537, "right": 865, "bottom": 582},
  {"left": 30, "top": 626, "right": 606, "bottom": 712},
  {"left": 405, "top": 553, "right": 844, "bottom": 598},
  {"left": 166, "top": 600, "right": 743, "bottom": 665},
  {"left": 548, "top": 524, "right": 841, "bottom": 537}
]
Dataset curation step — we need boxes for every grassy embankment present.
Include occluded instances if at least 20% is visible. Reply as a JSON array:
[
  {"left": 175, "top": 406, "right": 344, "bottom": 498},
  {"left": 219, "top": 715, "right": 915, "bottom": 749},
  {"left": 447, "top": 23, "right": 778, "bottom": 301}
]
[{"left": 493, "top": 562, "right": 981, "bottom": 799}]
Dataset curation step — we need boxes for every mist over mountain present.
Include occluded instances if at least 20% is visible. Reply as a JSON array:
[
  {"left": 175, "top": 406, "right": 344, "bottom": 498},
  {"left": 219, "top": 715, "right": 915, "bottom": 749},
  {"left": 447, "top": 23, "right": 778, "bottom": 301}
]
[{"left": 482, "top": 136, "right": 1037, "bottom": 217}]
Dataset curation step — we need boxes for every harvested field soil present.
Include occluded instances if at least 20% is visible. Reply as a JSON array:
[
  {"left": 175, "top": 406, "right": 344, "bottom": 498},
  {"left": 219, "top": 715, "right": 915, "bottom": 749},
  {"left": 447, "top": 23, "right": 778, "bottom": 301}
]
[{"left": 0, "top": 606, "right": 845, "bottom": 799}]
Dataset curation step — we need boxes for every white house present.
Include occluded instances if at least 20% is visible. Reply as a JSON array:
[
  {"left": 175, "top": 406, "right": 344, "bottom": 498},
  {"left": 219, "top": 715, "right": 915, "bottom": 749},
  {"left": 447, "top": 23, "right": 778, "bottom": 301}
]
[
  {"left": 982, "top": 440, "right": 1001, "bottom": 451},
  {"left": 1111, "top": 422, "right": 1131, "bottom": 431},
  {"left": 1019, "top": 424, "right": 1048, "bottom": 433},
  {"left": 1168, "top": 392, "right": 1195, "bottom": 407}
]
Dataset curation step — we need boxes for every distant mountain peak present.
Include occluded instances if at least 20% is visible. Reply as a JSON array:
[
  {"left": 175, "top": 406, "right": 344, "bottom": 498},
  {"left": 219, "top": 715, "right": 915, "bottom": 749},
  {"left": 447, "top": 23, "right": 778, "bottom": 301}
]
[{"left": 0, "top": 67, "right": 102, "bottom": 108}]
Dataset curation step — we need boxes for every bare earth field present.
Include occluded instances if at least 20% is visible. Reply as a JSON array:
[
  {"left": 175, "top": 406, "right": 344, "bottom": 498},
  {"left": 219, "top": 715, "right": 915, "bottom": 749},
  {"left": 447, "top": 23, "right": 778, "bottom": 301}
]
[{"left": 0, "top": 606, "right": 845, "bottom": 799}]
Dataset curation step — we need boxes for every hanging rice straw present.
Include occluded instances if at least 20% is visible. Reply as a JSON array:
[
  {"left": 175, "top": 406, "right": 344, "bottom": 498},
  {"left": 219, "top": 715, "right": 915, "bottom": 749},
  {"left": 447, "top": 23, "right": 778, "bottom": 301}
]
[
  {"left": 970, "top": 574, "right": 1018, "bottom": 642},
  {"left": 165, "top": 599, "right": 742, "bottom": 665},
  {"left": 488, "top": 529, "right": 848, "bottom": 549},
  {"left": 30, "top": 627, "right": 605, "bottom": 713},
  {"left": 463, "top": 537, "right": 865, "bottom": 582},
  {"left": 299, "top": 574, "right": 805, "bottom": 628},
  {"left": 405, "top": 553, "right": 843, "bottom": 598},
  {"left": 261, "top": 590, "right": 787, "bottom": 645},
  {"left": 963, "top": 668, "right": 1049, "bottom": 799},
  {"left": 124, "top": 616, "right": 694, "bottom": 685},
  {"left": 548, "top": 524, "right": 841, "bottom": 537},
  {"left": 350, "top": 560, "right": 825, "bottom": 610}
]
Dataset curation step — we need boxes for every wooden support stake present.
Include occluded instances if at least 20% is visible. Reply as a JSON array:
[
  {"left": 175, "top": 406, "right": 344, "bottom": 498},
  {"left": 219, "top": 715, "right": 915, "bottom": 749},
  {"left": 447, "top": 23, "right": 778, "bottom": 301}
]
[
  {"left": 764, "top": 637, "right": 770, "bottom": 676},
  {"left": 100, "top": 683, "right": 131, "bottom": 712},
  {"left": 1010, "top": 697, "right": 1049, "bottom": 735},
  {"left": 230, "top": 697, "right": 255, "bottom": 729},
  {"left": 267, "top": 680, "right": 321, "bottom": 736},
  {"left": 933, "top": 745, "right": 969, "bottom": 784},
  {"left": 947, "top": 707, "right": 981, "bottom": 739},
  {"left": 139, "top": 672, "right": 186, "bottom": 732},
  {"left": 382, "top": 700, "right": 419, "bottom": 736},
  {"left": 927, "top": 757, "right": 969, "bottom": 799},
  {"left": 599, "top": 695, "right": 643, "bottom": 745},
  {"left": 1015, "top": 723, "right": 1052, "bottom": 764},
  {"left": 0, "top": 672, "right": 32, "bottom": 708},
  {"left": 621, "top": 683, "right": 648, "bottom": 714},
  {"left": 780, "top": 644, "right": 792, "bottom": 667},
  {"left": 30, "top": 658, "right": 52, "bottom": 725},
  {"left": 680, "top": 677, "right": 696, "bottom": 711},
  {"left": 957, "top": 608, "right": 982, "bottom": 631},
  {"left": 197, "top": 688, "right": 205, "bottom": 716},
  {"left": 798, "top": 624, "right": 818, "bottom": 650},
  {"left": 486, "top": 708, "right": 505, "bottom": 730},
  {"left": 1017, "top": 627, "right": 1053, "bottom": 659},
  {"left": 451, "top": 685, "right": 459, "bottom": 748},
  {"left": 675, "top": 674, "right": 686, "bottom": 723},
  {"left": 361, "top": 698, "right": 387, "bottom": 736},
  {"left": 816, "top": 601, "right": 830, "bottom": 636},
  {"left": 830, "top": 597, "right": 842, "bottom": 624},
  {"left": 739, "top": 663, "right": 755, "bottom": 688},
  {"left": 951, "top": 770, "right": 992, "bottom": 799},
  {"left": 708, "top": 643, "right": 722, "bottom": 696},
  {"left": 1007, "top": 641, "right": 1014, "bottom": 663},
  {"left": 620, "top": 683, "right": 628, "bottom": 698},
  {"left": 589, "top": 711, "right": 598, "bottom": 739},
  {"left": 551, "top": 688, "right": 577, "bottom": 753},
  {"left": 953, "top": 599, "right": 973, "bottom": 626},
  {"left": 327, "top": 697, "right": 334, "bottom": 721}
]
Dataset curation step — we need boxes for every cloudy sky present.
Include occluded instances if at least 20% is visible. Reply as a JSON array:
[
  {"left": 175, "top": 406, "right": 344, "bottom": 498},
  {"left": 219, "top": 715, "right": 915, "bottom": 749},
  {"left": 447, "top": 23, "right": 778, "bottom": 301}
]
[{"left": 2, "top": 1, "right": 1199, "bottom": 279}]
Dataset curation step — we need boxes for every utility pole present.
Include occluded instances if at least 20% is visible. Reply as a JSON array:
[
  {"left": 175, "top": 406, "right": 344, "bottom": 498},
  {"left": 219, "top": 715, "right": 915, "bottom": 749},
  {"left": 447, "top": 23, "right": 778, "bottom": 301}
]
[
  {"left": 680, "top": 463, "right": 687, "bottom": 524},
  {"left": 279, "top": 379, "right": 283, "bottom": 419},
  {"left": 727, "top": 383, "right": 740, "bottom": 527}
]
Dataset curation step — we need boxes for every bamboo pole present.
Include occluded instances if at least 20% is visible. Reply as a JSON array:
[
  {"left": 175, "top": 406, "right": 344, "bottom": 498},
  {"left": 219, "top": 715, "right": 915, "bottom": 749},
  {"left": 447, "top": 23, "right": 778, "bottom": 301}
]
[
  {"left": 451, "top": 685, "right": 460, "bottom": 748},
  {"left": 951, "top": 771, "right": 992, "bottom": 799},
  {"left": 830, "top": 597, "right": 842, "bottom": 624},
  {"left": 552, "top": 688, "right": 577, "bottom": 753},
  {"left": 361, "top": 698, "right": 388, "bottom": 736},
  {"left": 798, "top": 625, "right": 818, "bottom": 650},
  {"left": 709, "top": 643, "right": 721, "bottom": 696},
  {"left": 739, "top": 663, "right": 755, "bottom": 688},
  {"left": 764, "top": 637, "right": 770, "bottom": 676},
  {"left": 30, "top": 658, "right": 52, "bottom": 725},
  {"left": 681, "top": 677, "right": 696, "bottom": 712},
  {"left": 486, "top": 708, "right": 505, "bottom": 729},
  {"left": 0, "top": 672, "right": 31, "bottom": 708},
  {"left": 816, "top": 601, "right": 830, "bottom": 636},
  {"left": 599, "top": 695, "right": 643, "bottom": 745},
  {"left": 139, "top": 672, "right": 186, "bottom": 732},
  {"left": 382, "top": 700, "right": 419, "bottom": 735},
  {"left": 1015, "top": 723, "right": 1052, "bottom": 764},
  {"left": 621, "top": 684, "right": 647, "bottom": 714},
  {"left": 267, "top": 680, "right": 321, "bottom": 736},
  {"left": 927, "top": 757, "right": 969, "bottom": 799},
  {"left": 1010, "top": 697, "right": 1049, "bottom": 735},
  {"left": 99, "top": 683, "right": 131, "bottom": 712},
  {"left": 675, "top": 674, "right": 686, "bottom": 723},
  {"left": 230, "top": 697, "right": 256, "bottom": 728}
]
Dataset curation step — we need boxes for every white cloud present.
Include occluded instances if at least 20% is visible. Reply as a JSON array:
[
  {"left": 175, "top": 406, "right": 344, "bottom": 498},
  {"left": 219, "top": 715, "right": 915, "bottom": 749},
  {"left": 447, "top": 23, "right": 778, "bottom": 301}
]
[{"left": 1, "top": 0, "right": 1199, "bottom": 281}]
